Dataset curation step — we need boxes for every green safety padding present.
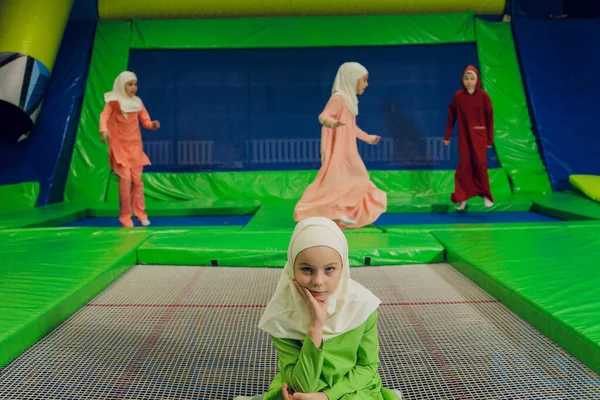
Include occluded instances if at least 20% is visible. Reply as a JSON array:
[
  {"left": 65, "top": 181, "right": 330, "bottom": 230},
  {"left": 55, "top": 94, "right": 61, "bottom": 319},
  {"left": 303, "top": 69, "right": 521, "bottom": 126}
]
[
  {"left": 0, "top": 229, "right": 151, "bottom": 369},
  {"left": 64, "top": 21, "right": 131, "bottom": 204},
  {"left": 137, "top": 231, "right": 444, "bottom": 267},
  {"left": 433, "top": 227, "right": 600, "bottom": 374},
  {"left": 106, "top": 168, "right": 511, "bottom": 203},
  {"left": 241, "top": 200, "right": 383, "bottom": 232},
  {"left": 88, "top": 199, "right": 260, "bottom": 217},
  {"left": 106, "top": 170, "right": 315, "bottom": 202},
  {"left": 237, "top": 197, "right": 537, "bottom": 233},
  {"left": 0, "top": 182, "right": 40, "bottom": 216},
  {"left": 387, "top": 193, "right": 533, "bottom": 214},
  {"left": 130, "top": 13, "right": 475, "bottom": 49},
  {"left": 475, "top": 19, "right": 551, "bottom": 195},
  {"left": 532, "top": 191, "right": 600, "bottom": 221},
  {"left": 570, "top": 175, "right": 600, "bottom": 203},
  {"left": 384, "top": 219, "right": 600, "bottom": 234},
  {"left": 242, "top": 201, "right": 298, "bottom": 231},
  {"left": 372, "top": 168, "right": 511, "bottom": 203},
  {"left": 346, "top": 232, "right": 444, "bottom": 266},
  {"left": 100, "top": 0, "right": 505, "bottom": 20},
  {"left": 0, "top": 202, "right": 89, "bottom": 229}
]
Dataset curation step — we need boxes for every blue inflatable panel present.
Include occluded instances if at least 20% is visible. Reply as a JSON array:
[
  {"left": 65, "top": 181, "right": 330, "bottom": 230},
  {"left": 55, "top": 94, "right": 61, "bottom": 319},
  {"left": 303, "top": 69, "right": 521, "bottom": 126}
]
[
  {"left": 70, "top": 0, "right": 98, "bottom": 20},
  {"left": 513, "top": 18, "right": 600, "bottom": 190},
  {"left": 507, "top": 0, "right": 563, "bottom": 17},
  {"left": 128, "top": 43, "right": 501, "bottom": 172}
]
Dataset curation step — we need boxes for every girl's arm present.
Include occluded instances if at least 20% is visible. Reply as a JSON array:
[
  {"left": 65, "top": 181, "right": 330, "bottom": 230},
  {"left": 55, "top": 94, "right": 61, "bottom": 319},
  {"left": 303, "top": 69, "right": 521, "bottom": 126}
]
[
  {"left": 484, "top": 93, "right": 494, "bottom": 146},
  {"left": 322, "top": 312, "right": 381, "bottom": 400},
  {"left": 272, "top": 336, "right": 325, "bottom": 394},
  {"left": 139, "top": 104, "right": 157, "bottom": 130},
  {"left": 444, "top": 95, "right": 457, "bottom": 142},
  {"left": 99, "top": 103, "right": 113, "bottom": 133},
  {"left": 356, "top": 126, "right": 375, "bottom": 143},
  {"left": 318, "top": 96, "right": 344, "bottom": 129}
]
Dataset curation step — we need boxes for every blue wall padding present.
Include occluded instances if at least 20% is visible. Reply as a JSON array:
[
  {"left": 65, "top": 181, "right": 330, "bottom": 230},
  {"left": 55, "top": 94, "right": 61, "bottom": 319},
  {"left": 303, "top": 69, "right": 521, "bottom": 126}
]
[
  {"left": 129, "top": 43, "right": 500, "bottom": 172},
  {"left": 513, "top": 18, "right": 600, "bottom": 190}
]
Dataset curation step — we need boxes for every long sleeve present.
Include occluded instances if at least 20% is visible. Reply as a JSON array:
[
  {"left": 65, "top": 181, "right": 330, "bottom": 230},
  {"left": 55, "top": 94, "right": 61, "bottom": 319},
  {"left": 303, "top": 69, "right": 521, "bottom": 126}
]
[
  {"left": 318, "top": 96, "right": 344, "bottom": 128},
  {"left": 139, "top": 104, "right": 154, "bottom": 130},
  {"left": 323, "top": 312, "right": 381, "bottom": 400},
  {"left": 99, "top": 103, "right": 113, "bottom": 132},
  {"left": 356, "top": 126, "right": 372, "bottom": 143},
  {"left": 484, "top": 93, "right": 494, "bottom": 146},
  {"left": 272, "top": 335, "right": 325, "bottom": 394},
  {"left": 444, "top": 95, "right": 457, "bottom": 141}
]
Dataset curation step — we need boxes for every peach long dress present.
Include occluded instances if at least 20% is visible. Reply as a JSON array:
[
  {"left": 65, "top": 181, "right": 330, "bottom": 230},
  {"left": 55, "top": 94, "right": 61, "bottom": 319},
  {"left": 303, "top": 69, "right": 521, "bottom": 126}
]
[
  {"left": 100, "top": 101, "right": 153, "bottom": 170},
  {"left": 293, "top": 95, "right": 387, "bottom": 229},
  {"left": 99, "top": 101, "right": 154, "bottom": 226}
]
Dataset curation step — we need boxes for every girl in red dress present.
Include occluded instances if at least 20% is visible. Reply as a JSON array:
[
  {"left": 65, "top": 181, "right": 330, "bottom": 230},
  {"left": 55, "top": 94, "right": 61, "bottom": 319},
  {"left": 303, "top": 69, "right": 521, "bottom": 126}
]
[{"left": 444, "top": 65, "right": 494, "bottom": 211}]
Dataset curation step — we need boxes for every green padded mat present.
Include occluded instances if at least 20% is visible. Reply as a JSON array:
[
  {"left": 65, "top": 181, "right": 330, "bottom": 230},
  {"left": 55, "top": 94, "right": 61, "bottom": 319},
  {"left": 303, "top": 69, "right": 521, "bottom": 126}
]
[
  {"left": 243, "top": 201, "right": 383, "bottom": 232},
  {"left": 384, "top": 220, "right": 600, "bottom": 234},
  {"left": 0, "top": 202, "right": 89, "bottom": 229},
  {"left": 0, "top": 192, "right": 588, "bottom": 232},
  {"left": 137, "top": 230, "right": 444, "bottom": 267},
  {"left": 89, "top": 199, "right": 261, "bottom": 217},
  {"left": 532, "top": 191, "right": 600, "bottom": 221},
  {"left": 0, "top": 199, "right": 260, "bottom": 229},
  {"left": 239, "top": 200, "right": 297, "bottom": 231},
  {"left": 129, "top": 13, "right": 476, "bottom": 49},
  {"left": 433, "top": 226, "right": 600, "bottom": 375},
  {"left": 0, "top": 228, "right": 151, "bottom": 368},
  {"left": 103, "top": 168, "right": 512, "bottom": 205},
  {"left": 240, "top": 191, "right": 531, "bottom": 232},
  {"left": 475, "top": 19, "right": 551, "bottom": 195},
  {"left": 0, "top": 182, "right": 40, "bottom": 216},
  {"left": 386, "top": 194, "right": 533, "bottom": 214}
]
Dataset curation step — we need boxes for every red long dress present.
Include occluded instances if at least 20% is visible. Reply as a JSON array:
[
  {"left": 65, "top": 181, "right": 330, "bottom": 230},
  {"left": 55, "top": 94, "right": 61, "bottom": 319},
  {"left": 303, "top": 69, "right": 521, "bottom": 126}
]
[{"left": 444, "top": 65, "right": 494, "bottom": 204}]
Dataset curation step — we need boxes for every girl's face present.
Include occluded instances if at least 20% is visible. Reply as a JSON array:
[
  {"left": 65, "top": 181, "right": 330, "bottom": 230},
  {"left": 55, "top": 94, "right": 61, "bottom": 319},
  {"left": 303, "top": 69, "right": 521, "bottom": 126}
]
[
  {"left": 294, "top": 246, "right": 343, "bottom": 300},
  {"left": 463, "top": 72, "right": 477, "bottom": 92},
  {"left": 124, "top": 80, "right": 138, "bottom": 97},
  {"left": 356, "top": 74, "right": 369, "bottom": 95}
]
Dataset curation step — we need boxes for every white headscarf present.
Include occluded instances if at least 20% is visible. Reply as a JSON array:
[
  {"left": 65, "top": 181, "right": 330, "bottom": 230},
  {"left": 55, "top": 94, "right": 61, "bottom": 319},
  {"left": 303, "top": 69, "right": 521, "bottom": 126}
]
[
  {"left": 258, "top": 217, "right": 381, "bottom": 341},
  {"left": 331, "top": 62, "right": 368, "bottom": 117},
  {"left": 104, "top": 71, "right": 143, "bottom": 117}
]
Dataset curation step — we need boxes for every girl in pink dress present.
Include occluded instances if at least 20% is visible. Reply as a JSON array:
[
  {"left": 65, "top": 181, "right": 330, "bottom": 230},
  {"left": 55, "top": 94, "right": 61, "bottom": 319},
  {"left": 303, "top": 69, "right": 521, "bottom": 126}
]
[
  {"left": 293, "top": 62, "right": 387, "bottom": 229},
  {"left": 99, "top": 71, "right": 160, "bottom": 228}
]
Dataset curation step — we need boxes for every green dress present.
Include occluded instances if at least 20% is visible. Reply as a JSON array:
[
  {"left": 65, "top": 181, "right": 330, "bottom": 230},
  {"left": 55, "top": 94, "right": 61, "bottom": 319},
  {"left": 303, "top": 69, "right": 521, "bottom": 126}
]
[{"left": 262, "top": 311, "right": 400, "bottom": 400}]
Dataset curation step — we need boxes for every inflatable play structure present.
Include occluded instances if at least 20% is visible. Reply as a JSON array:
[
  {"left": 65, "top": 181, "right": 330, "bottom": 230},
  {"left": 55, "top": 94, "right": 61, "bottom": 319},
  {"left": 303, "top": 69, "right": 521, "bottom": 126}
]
[{"left": 0, "top": 0, "right": 598, "bottom": 398}]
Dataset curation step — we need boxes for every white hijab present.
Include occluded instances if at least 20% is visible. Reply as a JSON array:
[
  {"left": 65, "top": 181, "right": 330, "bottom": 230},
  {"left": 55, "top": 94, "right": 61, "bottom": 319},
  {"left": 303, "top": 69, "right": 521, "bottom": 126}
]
[
  {"left": 104, "top": 71, "right": 143, "bottom": 117},
  {"left": 331, "top": 62, "right": 368, "bottom": 117},
  {"left": 258, "top": 217, "right": 381, "bottom": 341}
]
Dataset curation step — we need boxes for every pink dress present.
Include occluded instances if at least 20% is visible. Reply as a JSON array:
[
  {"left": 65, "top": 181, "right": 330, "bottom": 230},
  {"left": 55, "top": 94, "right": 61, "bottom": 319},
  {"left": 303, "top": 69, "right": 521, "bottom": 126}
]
[
  {"left": 293, "top": 95, "right": 387, "bottom": 229},
  {"left": 99, "top": 101, "right": 153, "bottom": 170},
  {"left": 99, "top": 101, "right": 154, "bottom": 227}
]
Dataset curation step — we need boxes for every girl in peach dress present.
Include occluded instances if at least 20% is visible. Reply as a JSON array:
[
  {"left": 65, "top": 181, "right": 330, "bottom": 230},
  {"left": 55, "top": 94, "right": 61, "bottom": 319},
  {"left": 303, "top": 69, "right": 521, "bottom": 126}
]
[
  {"left": 293, "top": 62, "right": 387, "bottom": 229},
  {"left": 100, "top": 71, "right": 160, "bottom": 228}
]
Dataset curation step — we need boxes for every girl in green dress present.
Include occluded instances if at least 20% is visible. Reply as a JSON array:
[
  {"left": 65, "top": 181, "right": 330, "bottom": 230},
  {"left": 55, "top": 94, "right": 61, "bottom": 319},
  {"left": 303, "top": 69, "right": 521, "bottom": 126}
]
[{"left": 236, "top": 217, "right": 403, "bottom": 400}]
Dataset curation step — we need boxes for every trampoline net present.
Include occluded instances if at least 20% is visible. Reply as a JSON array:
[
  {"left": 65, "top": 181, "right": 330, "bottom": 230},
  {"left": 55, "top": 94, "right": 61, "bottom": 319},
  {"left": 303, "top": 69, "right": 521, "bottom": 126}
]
[{"left": 0, "top": 264, "right": 598, "bottom": 399}]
